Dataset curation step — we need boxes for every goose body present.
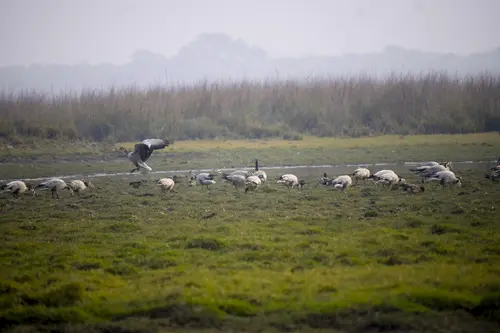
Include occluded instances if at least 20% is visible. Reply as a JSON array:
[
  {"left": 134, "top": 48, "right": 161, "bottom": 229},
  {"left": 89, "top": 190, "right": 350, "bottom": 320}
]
[
  {"left": 68, "top": 180, "right": 94, "bottom": 196},
  {"left": 408, "top": 161, "right": 440, "bottom": 173},
  {"left": 245, "top": 175, "right": 263, "bottom": 193},
  {"left": 36, "top": 178, "right": 73, "bottom": 198},
  {"left": 351, "top": 167, "right": 370, "bottom": 185},
  {"left": 328, "top": 175, "right": 353, "bottom": 191},
  {"left": 222, "top": 173, "right": 247, "bottom": 191},
  {"left": 120, "top": 138, "right": 170, "bottom": 173},
  {"left": 370, "top": 169, "right": 398, "bottom": 180},
  {"left": 157, "top": 178, "right": 175, "bottom": 193},
  {"left": 253, "top": 159, "right": 267, "bottom": 183},
  {"left": 423, "top": 170, "right": 462, "bottom": 188},
  {"left": 413, "top": 162, "right": 452, "bottom": 179},
  {"left": 1, "top": 181, "right": 35, "bottom": 198},
  {"left": 420, "top": 161, "right": 440, "bottom": 167},
  {"left": 224, "top": 169, "right": 253, "bottom": 178},
  {"left": 373, "top": 171, "right": 405, "bottom": 188},
  {"left": 277, "top": 174, "right": 304, "bottom": 190},
  {"left": 196, "top": 173, "right": 217, "bottom": 188}
]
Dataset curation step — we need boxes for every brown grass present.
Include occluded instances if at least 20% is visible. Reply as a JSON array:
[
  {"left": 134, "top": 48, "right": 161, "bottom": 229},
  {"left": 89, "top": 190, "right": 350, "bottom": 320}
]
[{"left": 1, "top": 72, "right": 499, "bottom": 143}]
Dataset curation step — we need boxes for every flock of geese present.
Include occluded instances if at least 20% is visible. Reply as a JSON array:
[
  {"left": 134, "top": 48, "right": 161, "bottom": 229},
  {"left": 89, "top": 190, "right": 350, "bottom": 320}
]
[
  {"left": 0, "top": 178, "right": 94, "bottom": 199},
  {"left": 1, "top": 137, "right": 499, "bottom": 200}
]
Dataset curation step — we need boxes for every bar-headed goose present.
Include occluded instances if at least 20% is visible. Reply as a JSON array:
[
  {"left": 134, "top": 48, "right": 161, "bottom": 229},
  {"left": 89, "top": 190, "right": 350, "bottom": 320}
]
[
  {"left": 119, "top": 138, "right": 170, "bottom": 173},
  {"left": 1, "top": 180, "right": 35, "bottom": 198},
  {"left": 36, "top": 178, "right": 74, "bottom": 199},
  {"left": 68, "top": 180, "right": 95, "bottom": 196}
]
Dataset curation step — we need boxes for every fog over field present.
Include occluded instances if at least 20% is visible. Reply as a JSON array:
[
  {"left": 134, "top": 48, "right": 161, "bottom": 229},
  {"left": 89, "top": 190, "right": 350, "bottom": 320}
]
[{"left": 1, "top": 0, "right": 500, "bottom": 93}]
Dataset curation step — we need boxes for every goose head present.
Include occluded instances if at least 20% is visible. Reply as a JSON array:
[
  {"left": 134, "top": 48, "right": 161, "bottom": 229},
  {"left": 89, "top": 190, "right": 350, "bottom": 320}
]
[
  {"left": 118, "top": 146, "right": 129, "bottom": 155},
  {"left": 65, "top": 185, "right": 74, "bottom": 195},
  {"left": 319, "top": 176, "right": 330, "bottom": 185},
  {"left": 84, "top": 181, "right": 95, "bottom": 188},
  {"left": 25, "top": 183, "right": 36, "bottom": 197}
]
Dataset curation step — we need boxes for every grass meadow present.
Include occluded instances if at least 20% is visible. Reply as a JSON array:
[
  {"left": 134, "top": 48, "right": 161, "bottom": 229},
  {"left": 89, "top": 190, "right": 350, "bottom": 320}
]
[
  {"left": 0, "top": 133, "right": 499, "bottom": 181},
  {"left": 1, "top": 134, "right": 500, "bottom": 333}
]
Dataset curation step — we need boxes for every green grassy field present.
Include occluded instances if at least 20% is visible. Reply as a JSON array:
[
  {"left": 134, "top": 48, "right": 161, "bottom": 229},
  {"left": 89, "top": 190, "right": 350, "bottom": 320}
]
[{"left": 1, "top": 135, "right": 500, "bottom": 333}]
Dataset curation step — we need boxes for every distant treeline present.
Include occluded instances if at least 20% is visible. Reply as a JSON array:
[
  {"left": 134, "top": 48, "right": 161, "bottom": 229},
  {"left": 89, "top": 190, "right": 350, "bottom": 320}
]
[{"left": 1, "top": 72, "right": 499, "bottom": 143}]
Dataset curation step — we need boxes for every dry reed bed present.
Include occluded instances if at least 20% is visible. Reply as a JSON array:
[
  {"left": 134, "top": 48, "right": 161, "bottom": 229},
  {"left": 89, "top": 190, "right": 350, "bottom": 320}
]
[{"left": 1, "top": 72, "right": 499, "bottom": 143}]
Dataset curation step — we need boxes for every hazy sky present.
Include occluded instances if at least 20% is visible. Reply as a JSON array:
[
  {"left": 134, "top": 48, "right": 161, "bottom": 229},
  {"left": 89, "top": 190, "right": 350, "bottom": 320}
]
[{"left": 1, "top": 0, "right": 499, "bottom": 66}]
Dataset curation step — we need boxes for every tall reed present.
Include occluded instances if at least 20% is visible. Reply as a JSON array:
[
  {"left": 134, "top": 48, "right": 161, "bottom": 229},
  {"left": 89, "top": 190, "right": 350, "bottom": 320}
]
[{"left": 1, "top": 72, "right": 499, "bottom": 142}]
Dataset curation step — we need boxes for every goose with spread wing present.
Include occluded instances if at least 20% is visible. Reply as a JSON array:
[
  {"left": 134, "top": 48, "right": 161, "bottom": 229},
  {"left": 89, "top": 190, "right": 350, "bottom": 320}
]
[{"left": 119, "top": 138, "right": 170, "bottom": 173}]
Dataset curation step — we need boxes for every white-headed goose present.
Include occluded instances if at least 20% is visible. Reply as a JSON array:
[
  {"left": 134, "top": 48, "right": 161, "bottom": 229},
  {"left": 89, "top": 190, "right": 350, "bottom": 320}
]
[
  {"left": 68, "top": 180, "right": 95, "bottom": 196},
  {"left": 36, "top": 178, "right": 74, "bottom": 199},
  {"left": 157, "top": 178, "right": 175, "bottom": 194},
  {"left": 277, "top": 174, "right": 305, "bottom": 190},
  {"left": 351, "top": 167, "right": 371, "bottom": 185},
  {"left": 1, "top": 180, "right": 35, "bottom": 198},
  {"left": 423, "top": 170, "right": 462, "bottom": 188}
]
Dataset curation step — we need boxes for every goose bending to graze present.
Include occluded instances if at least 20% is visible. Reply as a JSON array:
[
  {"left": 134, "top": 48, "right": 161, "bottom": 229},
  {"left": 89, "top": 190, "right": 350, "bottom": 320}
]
[
  {"left": 222, "top": 169, "right": 253, "bottom": 178},
  {"left": 423, "top": 170, "right": 462, "bottom": 188},
  {"left": 328, "top": 175, "right": 352, "bottom": 192},
  {"left": 1, "top": 181, "right": 35, "bottom": 198},
  {"left": 372, "top": 171, "right": 405, "bottom": 189},
  {"left": 351, "top": 168, "right": 370, "bottom": 185},
  {"left": 36, "top": 178, "right": 74, "bottom": 199},
  {"left": 369, "top": 169, "right": 398, "bottom": 181},
  {"left": 222, "top": 173, "right": 247, "bottom": 192},
  {"left": 196, "top": 173, "right": 217, "bottom": 189},
  {"left": 399, "top": 182, "right": 425, "bottom": 194},
  {"left": 413, "top": 162, "right": 453, "bottom": 180},
  {"left": 253, "top": 159, "right": 267, "bottom": 183},
  {"left": 408, "top": 161, "right": 441, "bottom": 172},
  {"left": 119, "top": 138, "right": 170, "bottom": 173},
  {"left": 68, "top": 180, "right": 95, "bottom": 196},
  {"left": 157, "top": 178, "right": 175, "bottom": 194},
  {"left": 277, "top": 174, "right": 305, "bottom": 190},
  {"left": 245, "top": 175, "right": 263, "bottom": 193}
]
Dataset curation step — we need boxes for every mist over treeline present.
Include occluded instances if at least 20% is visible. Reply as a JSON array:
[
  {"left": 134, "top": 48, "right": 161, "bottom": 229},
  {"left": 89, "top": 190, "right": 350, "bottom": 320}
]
[{"left": 1, "top": 33, "right": 500, "bottom": 94}]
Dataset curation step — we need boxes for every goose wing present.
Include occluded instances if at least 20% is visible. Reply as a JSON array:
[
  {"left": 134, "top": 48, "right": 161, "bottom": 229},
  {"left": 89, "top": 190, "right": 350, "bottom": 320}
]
[
  {"left": 134, "top": 139, "right": 169, "bottom": 161},
  {"left": 133, "top": 143, "right": 151, "bottom": 162},
  {"left": 141, "top": 139, "right": 170, "bottom": 150}
]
